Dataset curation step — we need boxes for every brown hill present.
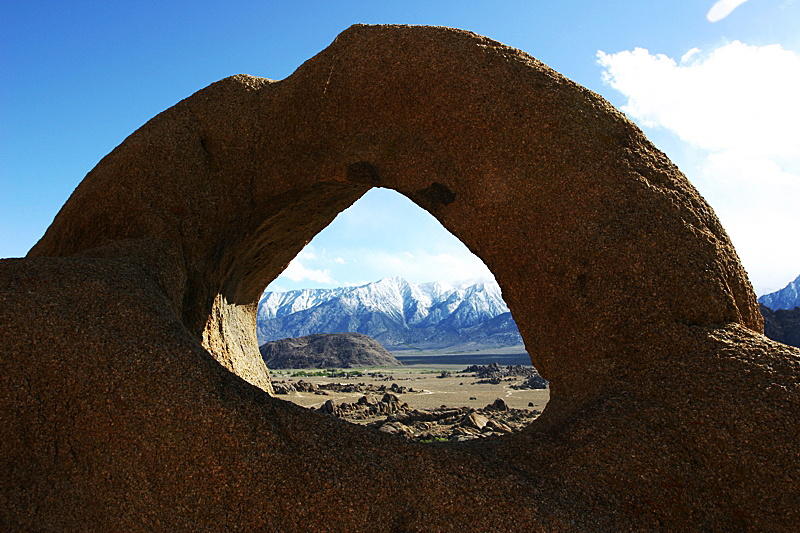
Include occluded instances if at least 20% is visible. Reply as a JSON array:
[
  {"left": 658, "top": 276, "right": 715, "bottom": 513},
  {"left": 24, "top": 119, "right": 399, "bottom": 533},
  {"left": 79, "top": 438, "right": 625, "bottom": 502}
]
[{"left": 259, "top": 333, "right": 403, "bottom": 368}]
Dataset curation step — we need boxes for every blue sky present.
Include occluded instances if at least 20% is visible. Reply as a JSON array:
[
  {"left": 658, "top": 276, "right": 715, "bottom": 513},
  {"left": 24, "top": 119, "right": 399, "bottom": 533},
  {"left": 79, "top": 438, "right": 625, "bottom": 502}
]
[{"left": 2, "top": 1, "right": 798, "bottom": 295}]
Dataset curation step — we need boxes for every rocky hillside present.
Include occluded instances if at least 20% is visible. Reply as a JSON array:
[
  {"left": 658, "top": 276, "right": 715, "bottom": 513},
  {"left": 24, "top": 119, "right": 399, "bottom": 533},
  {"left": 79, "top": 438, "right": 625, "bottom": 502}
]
[
  {"left": 257, "top": 277, "right": 522, "bottom": 350},
  {"left": 259, "top": 332, "right": 403, "bottom": 369},
  {"left": 760, "top": 304, "right": 800, "bottom": 348},
  {"left": 758, "top": 274, "right": 800, "bottom": 310}
]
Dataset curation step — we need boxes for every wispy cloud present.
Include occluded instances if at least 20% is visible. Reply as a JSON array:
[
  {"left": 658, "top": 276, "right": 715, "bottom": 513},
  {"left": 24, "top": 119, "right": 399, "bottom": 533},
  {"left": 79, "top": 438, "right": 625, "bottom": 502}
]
[
  {"left": 707, "top": 0, "right": 749, "bottom": 22},
  {"left": 597, "top": 41, "right": 800, "bottom": 158},
  {"left": 280, "top": 258, "right": 336, "bottom": 284},
  {"left": 361, "top": 249, "right": 494, "bottom": 283},
  {"left": 598, "top": 41, "right": 800, "bottom": 293}
]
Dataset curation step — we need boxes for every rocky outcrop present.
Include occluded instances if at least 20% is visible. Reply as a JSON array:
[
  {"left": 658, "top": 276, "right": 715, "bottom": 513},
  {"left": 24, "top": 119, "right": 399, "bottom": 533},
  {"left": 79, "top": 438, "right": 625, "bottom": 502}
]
[
  {"left": 259, "top": 332, "right": 402, "bottom": 368},
  {"left": 319, "top": 392, "right": 408, "bottom": 418},
  {"left": 761, "top": 304, "right": 800, "bottom": 348},
  {"left": 272, "top": 379, "right": 416, "bottom": 396},
  {"left": 464, "top": 362, "right": 548, "bottom": 388},
  {"left": 2, "top": 24, "right": 798, "bottom": 532},
  {"left": 311, "top": 393, "right": 540, "bottom": 442},
  {"left": 364, "top": 400, "right": 539, "bottom": 442}
]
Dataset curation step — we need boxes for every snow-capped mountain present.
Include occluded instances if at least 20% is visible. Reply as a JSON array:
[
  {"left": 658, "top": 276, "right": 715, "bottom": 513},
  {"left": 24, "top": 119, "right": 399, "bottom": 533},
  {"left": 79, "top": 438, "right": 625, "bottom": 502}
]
[
  {"left": 257, "top": 277, "right": 521, "bottom": 350},
  {"left": 758, "top": 274, "right": 800, "bottom": 310}
]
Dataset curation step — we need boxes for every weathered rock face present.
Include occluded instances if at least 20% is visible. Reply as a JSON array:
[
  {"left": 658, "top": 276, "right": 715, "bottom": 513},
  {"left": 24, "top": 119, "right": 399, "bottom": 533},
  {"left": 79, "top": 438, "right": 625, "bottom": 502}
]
[{"left": 2, "top": 24, "right": 798, "bottom": 532}]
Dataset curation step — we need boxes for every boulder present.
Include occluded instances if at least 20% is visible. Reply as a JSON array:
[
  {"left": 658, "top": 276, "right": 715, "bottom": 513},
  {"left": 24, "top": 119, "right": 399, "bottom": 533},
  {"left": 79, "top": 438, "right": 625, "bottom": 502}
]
[
  {"left": 357, "top": 395, "right": 377, "bottom": 406},
  {"left": 462, "top": 412, "right": 490, "bottom": 430},
  {"left": 486, "top": 398, "right": 509, "bottom": 411}
]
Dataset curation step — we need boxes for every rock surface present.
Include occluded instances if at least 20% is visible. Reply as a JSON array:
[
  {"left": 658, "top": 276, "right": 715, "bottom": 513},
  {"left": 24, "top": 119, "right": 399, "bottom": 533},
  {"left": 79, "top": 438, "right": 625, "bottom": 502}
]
[
  {"left": 2, "top": 24, "right": 798, "bottom": 532},
  {"left": 259, "top": 332, "right": 402, "bottom": 368},
  {"left": 311, "top": 393, "right": 540, "bottom": 441},
  {"left": 465, "top": 362, "right": 548, "bottom": 388}
]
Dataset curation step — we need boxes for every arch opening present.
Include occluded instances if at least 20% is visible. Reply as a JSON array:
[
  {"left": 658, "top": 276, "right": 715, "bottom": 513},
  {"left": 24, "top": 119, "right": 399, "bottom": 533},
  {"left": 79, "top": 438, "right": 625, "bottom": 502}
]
[{"left": 253, "top": 187, "right": 549, "bottom": 441}]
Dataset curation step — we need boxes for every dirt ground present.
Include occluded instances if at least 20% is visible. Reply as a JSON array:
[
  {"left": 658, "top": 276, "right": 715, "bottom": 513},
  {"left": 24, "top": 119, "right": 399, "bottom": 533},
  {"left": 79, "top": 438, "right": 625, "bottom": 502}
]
[{"left": 269, "top": 364, "right": 550, "bottom": 412}]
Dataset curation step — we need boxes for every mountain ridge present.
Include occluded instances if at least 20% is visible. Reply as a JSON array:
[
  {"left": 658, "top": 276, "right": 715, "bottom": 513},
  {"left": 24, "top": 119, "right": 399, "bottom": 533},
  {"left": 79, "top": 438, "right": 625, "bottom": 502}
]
[
  {"left": 758, "top": 274, "right": 800, "bottom": 310},
  {"left": 257, "top": 277, "right": 522, "bottom": 350}
]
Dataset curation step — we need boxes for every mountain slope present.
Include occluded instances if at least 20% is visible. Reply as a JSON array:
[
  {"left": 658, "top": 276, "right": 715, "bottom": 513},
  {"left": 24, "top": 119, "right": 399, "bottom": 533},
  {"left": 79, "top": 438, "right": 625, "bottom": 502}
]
[
  {"left": 758, "top": 274, "right": 800, "bottom": 310},
  {"left": 760, "top": 304, "right": 800, "bottom": 348},
  {"left": 257, "top": 277, "right": 522, "bottom": 350},
  {"left": 259, "top": 333, "right": 402, "bottom": 368}
]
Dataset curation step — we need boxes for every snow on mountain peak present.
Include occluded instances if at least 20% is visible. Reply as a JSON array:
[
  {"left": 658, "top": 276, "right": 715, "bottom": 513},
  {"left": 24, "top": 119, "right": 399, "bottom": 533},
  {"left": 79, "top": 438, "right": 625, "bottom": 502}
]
[
  {"left": 759, "top": 273, "right": 800, "bottom": 310},
  {"left": 256, "top": 277, "right": 511, "bottom": 345}
]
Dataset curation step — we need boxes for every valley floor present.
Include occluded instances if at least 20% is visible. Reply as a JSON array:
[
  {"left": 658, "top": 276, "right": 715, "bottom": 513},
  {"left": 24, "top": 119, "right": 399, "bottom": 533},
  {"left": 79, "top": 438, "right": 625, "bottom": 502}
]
[{"left": 270, "top": 362, "right": 549, "bottom": 441}]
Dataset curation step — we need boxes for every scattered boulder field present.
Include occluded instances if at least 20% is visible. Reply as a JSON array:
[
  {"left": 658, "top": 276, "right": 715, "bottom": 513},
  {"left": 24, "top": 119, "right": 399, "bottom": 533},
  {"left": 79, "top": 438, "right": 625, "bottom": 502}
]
[
  {"left": 362, "top": 396, "right": 539, "bottom": 442},
  {"left": 272, "top": 363, "right": 547, "bottom": 441}
]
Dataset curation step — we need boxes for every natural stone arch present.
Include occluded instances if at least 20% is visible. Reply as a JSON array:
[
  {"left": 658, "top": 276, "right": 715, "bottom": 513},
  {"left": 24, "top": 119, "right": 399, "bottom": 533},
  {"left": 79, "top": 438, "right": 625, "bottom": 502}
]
[
  {"left": 4, "top": 24, "right": 796, "bottom": 531},
  {"left": 29, "top": 24, "right": 759, "bottom": 418}
]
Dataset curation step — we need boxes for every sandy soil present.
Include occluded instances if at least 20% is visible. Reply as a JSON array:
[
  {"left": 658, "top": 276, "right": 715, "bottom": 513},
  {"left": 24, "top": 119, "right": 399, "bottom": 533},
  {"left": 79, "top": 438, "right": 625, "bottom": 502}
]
[{"left": 270, "top": 363, "right": 550, "bottom": 412}]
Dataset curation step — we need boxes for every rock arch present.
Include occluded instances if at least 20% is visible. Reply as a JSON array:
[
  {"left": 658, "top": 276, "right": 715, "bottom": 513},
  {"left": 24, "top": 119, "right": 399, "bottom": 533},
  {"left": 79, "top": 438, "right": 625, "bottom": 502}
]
[{"left": 3, "top": 24, "right": 797, "bottom": 531}]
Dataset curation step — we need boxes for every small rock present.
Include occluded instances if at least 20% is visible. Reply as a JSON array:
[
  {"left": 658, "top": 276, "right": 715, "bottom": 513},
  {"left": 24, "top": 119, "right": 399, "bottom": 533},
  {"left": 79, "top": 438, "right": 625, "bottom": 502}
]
[
  {"left": 461, "top": 412, "right": 489, "bottom": 430},
  {"left": 486, "top": 398, "right": 508, "bottom": 411},
  {"left": 381, "top": 393, "right": 400, "bottom": 404},
  {"left": 487, "top": 419, "right": 513, "bottom": 434},
  {"left": 318, "top": 399, "right": 337, "bottom": 415},
  {"left": 357, "top": 395, "right": 377, "bottom": 406}
]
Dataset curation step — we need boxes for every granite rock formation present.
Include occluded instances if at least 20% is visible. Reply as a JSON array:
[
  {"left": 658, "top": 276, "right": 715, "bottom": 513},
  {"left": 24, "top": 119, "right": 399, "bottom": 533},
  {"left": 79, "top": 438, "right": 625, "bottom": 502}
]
[
  {"left": 2, "top": 24, "right": 798, "bottom": 531},
  {"left": 259, "top": 332, "right": 402, "bottom": 368}
]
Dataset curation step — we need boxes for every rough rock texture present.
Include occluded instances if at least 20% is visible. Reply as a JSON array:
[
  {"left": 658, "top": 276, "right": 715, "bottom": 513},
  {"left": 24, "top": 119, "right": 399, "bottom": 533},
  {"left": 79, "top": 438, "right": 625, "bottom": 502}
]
[
  {"left": 2, "top": 24, "right": 798, "bottom": 531},
  {"left": 259, "top": 332, "right": 402, "bottom": 368}
]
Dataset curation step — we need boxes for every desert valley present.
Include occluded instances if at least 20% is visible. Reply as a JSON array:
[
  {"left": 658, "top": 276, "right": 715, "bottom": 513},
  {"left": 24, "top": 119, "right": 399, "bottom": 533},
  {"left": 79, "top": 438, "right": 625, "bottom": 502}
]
[{"left": 259, "top": 273, "right": 800, "bottom": 442}]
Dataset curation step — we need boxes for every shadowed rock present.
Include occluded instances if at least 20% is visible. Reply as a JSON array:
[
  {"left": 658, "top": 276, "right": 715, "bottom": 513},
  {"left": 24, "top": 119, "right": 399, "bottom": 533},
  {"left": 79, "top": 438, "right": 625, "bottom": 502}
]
[{"left": 2, "top": 24, "right": 798, "bottom": 531}]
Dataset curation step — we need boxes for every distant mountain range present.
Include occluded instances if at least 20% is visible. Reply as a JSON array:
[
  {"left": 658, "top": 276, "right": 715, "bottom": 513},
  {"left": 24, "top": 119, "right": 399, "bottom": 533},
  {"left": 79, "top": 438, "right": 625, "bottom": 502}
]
[
  {"left": 257, "top": 277, "right": 522, "bottom": 351},
  {"left": 758, "top": 274, "right": 800, "bottom": 311}
]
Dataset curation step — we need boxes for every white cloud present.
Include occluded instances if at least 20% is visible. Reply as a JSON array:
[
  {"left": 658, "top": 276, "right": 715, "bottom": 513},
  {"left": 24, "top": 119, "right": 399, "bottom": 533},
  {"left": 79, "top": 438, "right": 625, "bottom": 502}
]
[
  {"left": 296, "top": 249, "right": 317, "bottom": 261},
  {"left": 598, "top": 42, "right": 800, "bottom": 294},
  {"left": 280, "top": 257, "right": 335, "bottom": 284},
  {"left": 597, "top": 41, "right": 800, "bottom": 158},
  {"left": 696, "top": 152, "right": 800, "bottom": 293},
  {"left": 362, "top": 249, "right": 494, "bottom": 283},
  {"left": 707, "top": 0, "right": 749, "bottom": 22},
  {"left": 334, "top": 257, "right": 346, "bottom": 264}
]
